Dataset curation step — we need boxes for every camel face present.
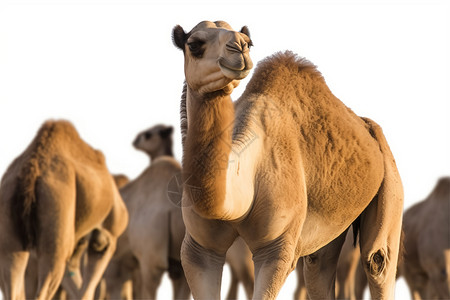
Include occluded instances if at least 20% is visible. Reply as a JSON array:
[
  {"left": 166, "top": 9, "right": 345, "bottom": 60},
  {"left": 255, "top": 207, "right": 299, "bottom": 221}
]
[
  {"left": 133, "top": 125, "right": 173, "bottom": 154},
  {"left": 173, "top": 21, "right": 253, "bottom": 94}
]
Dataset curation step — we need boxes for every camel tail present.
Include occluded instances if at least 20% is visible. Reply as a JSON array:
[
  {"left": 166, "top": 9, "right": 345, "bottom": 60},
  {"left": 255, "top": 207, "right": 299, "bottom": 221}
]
[{"left": 11, "top": 158, "right": 40, "bottom": 250}]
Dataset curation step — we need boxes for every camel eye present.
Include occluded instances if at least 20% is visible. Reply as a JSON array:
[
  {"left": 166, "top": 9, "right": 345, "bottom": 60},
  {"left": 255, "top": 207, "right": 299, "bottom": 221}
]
[{"left": 187, "top": 41, "right": 204, "bottom": 57}]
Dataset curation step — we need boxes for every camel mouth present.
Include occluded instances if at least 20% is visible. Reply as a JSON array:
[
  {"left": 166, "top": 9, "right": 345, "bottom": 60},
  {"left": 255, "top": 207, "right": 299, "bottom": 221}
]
[{"left": 219, "top": 62, "right": 251, "bottom": 80}]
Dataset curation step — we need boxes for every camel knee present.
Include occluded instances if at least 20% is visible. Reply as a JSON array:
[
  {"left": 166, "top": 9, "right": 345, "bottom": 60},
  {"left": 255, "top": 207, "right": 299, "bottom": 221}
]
[
  {"left": 181, "top": 235, "right": 225, "bottom": 269},
  {"left": 361, "top": 247, "right": 395, "bottom": 284},
  {"left": 368, "top": 249, "right": 386, "bottom": 276}
]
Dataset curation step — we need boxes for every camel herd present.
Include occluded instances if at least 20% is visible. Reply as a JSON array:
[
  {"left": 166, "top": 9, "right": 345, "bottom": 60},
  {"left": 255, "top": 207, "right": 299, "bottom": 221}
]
[{"left": 0, "top": 20, "right": 448, "bottom": 300}]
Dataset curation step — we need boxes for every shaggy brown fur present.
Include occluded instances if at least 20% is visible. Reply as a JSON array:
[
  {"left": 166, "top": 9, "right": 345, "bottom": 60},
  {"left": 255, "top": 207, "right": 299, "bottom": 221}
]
[
  {"left": 0, "top": 120, "right": 128, "bottom": 300},
  {"left": 173, "top": 21, "right": 403, "bottom": 300}
]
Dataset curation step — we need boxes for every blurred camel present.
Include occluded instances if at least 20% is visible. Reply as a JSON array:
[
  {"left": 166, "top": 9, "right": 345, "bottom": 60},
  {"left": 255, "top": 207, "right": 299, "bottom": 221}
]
[
  {"left": 402, "top": 177, "right": 450, "bottom": 299},
  {"left": 103, "top": 124, "right": 190, "bottom": 299},
  {"left": 0, "top": 120, "right": 128, "bottom": 300}
]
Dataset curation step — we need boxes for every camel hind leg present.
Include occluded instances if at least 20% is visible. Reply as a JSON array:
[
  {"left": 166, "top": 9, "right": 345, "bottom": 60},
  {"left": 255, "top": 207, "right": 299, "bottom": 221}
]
[
  {"left": 0, "top": 203, "right": 29, "bottom": 300},
  {"left": 303, "top": 228, "right": 348, "bottom": 299},
  {"left": 358, "top": 118, "right": 403, "bottom": 299},
  {"left": 33, "top": 175, "right": 76, "bottom": 300},
  {"left": 0, "top": 249, "right": 29, "bottom": 300}
]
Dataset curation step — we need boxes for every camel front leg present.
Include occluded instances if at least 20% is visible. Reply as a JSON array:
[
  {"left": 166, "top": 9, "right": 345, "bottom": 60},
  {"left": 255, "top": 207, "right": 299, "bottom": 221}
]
[
  {"left": 303, "top": 228, "right": 348, "bottom": 299},
  {"left": 169, "top": 258, "right": 191, "bottom": 300},
  {"left": 252, "top": 237, "right": 297, "bottom": 300},
  {"left": 60, "top": 236, "right": 89, "bottom": 299},
  {"left": 181, "top": 233, "right": 226, "bottom": 300}
]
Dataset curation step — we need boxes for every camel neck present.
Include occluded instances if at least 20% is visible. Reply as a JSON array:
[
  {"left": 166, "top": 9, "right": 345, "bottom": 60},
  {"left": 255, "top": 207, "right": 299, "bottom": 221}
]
[
  {"left": 148, "top": 143, "right": 174, "bottom": 163},
  {"left": 182, "top": 87, "right": 235, "bottom": 219}
]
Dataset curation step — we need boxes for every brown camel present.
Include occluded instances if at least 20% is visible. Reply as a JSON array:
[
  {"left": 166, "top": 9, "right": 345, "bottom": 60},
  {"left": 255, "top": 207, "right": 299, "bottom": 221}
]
[
  {"left": 401, "top": 176, "right": 450, "bottom": 299},
  {"left": 0, "top": 120, "right": 128, "bottom": 300},
  {"left": 172, "top": 21, "right": 403, "bottom": 299}
]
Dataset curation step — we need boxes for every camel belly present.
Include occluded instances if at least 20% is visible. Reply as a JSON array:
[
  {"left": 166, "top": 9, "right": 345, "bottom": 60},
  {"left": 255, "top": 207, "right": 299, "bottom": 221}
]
[{"left": 298, "top": 152, "right": 384, "bottom": 255}]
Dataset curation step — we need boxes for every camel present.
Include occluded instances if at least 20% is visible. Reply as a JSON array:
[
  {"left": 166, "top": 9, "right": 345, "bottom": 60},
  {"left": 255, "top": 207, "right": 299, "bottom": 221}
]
[
  {"left": 172, "top": 20, "right": 403, "bottom": 299},
  {"left": 401, "top": 176, "right": 450, "bottom": 299},
  {"left": 0, "top": 120, "right": 128, "bottom": 300}
]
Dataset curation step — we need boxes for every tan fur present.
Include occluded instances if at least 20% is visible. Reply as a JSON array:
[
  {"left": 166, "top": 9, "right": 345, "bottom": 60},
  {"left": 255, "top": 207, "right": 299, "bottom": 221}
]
[
  {"left": 0, "top": 120, "right": 128, "bottom": 300},
  {"left": 173, "top": 21, "right": 403, "bottom": 299},
  {"left": 401, "top": 177, "right": 450, "bottom": 299}
]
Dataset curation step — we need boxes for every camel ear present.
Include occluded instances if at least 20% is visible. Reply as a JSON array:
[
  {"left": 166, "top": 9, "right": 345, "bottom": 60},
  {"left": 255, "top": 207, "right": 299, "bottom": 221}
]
[
  {"left": 240, "top": 26, "right": 253, "bottom": 47},
  {"left": 172, "top": 25, "right": 187, "bottom": 50},
  {"left": 160, "top": 126, "right": 173, "bottom": 139}
]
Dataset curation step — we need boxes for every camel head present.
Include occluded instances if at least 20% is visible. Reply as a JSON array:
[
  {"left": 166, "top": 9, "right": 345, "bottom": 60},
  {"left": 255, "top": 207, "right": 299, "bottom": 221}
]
[
  {"left": 173, "top": 21, "right": 253, "bottom": 95},
  {"left": 133, "top": 124, "right": 173, "bottom": 159}
]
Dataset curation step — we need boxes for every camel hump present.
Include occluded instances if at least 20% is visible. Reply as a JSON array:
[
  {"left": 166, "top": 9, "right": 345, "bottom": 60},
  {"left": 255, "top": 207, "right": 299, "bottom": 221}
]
[{"left": 430, "top": 176, "right": 450, "bottom": 201}]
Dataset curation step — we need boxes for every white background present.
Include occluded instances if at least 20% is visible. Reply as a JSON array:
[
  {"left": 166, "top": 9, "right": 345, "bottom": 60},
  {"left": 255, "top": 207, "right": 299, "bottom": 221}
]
[{"left": 1, "top": 0, "right": 449, "bottom": 299}]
